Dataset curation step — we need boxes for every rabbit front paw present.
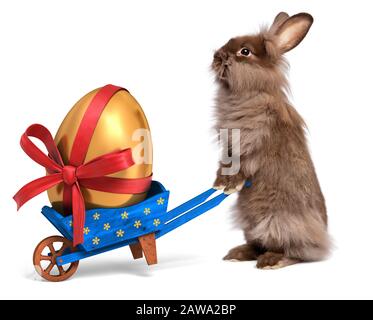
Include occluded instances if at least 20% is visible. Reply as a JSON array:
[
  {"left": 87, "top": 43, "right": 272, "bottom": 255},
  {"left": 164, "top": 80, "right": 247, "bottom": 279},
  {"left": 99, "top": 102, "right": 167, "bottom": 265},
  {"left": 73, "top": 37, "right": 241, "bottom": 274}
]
[{"left": 213, "top": 173, "right": 245, "bottom": 194}]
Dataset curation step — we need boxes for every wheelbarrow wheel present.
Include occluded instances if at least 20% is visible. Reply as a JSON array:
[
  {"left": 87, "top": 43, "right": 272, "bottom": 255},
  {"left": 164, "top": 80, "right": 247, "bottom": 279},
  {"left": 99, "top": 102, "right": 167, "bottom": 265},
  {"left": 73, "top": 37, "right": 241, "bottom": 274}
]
[{"left": 33, "top": 236, "right": 79, "bottom": 282}]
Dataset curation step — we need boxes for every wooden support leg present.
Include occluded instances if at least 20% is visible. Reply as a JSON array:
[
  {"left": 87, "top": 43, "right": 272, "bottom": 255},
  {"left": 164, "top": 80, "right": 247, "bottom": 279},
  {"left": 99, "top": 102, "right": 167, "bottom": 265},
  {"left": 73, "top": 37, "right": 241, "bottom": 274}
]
[
  {"left": 138, "top": 233, "right": 157, "bottom": 265},
  {"left": 129, "top": 243, "right": 143, "bottom": 260}
]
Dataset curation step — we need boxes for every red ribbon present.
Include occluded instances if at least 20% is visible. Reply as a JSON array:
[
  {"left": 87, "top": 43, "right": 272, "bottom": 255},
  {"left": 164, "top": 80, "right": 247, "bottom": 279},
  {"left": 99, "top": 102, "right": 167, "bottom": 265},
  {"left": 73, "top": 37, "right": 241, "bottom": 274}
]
[{"left": 13, "top": 85, "right": 152, "bottom": 246}]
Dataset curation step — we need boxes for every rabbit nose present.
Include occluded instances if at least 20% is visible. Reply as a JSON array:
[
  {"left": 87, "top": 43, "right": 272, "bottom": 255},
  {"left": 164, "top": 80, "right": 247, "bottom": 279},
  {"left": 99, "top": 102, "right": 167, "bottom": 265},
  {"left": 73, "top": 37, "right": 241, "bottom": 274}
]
[
  {"left": 214, "top": 50, "right": 228, "bottom": 61},
  {"left": 214, "top": 49, "right": 228, "bottom": 61}
]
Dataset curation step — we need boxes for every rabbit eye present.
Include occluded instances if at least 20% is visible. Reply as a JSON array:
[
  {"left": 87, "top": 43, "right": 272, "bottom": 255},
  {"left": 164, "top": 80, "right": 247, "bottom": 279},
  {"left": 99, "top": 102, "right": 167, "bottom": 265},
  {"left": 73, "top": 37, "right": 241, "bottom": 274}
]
[{"left": 238, "top": 48, "right": 251, "bottom": 57}]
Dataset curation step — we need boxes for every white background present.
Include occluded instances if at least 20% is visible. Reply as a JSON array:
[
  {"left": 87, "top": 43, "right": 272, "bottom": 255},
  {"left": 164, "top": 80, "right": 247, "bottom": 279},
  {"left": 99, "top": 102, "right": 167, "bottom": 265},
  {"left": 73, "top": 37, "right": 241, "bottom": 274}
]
[{"left": 0, "top": 0, "right": 372, "bottom": 300}]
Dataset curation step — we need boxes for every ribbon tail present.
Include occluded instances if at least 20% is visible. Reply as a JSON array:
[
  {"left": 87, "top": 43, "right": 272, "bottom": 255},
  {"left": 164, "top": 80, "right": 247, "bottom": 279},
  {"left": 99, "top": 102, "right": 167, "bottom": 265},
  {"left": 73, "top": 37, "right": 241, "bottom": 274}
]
[
  {"left": 13, "top": 174, "right": 62, "bottom": 210},
  {"left": 63, "top": 184, "right": 73, "bottom": 215},
  {"left": 72, "top": 184, "right": 85, "bottom": 247}
]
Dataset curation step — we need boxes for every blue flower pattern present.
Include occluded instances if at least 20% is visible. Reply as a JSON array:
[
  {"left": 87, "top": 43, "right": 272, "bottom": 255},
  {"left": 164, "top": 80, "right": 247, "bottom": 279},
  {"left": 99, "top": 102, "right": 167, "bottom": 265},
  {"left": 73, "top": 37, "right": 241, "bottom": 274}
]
[{"left": 62, "top": 192, "right": 169, "bottom": 251}]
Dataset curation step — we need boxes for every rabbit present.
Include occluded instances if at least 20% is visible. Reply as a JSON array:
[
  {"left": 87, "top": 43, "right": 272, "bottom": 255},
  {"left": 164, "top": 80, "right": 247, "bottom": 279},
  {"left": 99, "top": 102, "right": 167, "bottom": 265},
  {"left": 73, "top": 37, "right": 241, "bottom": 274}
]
[{"left": 212, "top": 12, "right": 330, "bottom": 269}]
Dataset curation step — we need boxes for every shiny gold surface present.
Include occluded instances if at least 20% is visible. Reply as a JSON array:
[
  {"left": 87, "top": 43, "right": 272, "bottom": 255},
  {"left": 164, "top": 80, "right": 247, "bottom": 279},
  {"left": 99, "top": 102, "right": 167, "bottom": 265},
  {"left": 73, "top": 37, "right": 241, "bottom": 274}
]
[{"left": 47, "top": 88, "right": 153, "bottom": 212}]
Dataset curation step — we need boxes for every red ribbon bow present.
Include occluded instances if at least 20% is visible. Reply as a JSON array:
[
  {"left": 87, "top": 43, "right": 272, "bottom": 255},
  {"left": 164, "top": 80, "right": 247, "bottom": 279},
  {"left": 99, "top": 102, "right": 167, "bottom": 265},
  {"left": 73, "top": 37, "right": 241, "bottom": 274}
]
[{"left": 13, "top": 85, "right": 152, "bottom": 246}]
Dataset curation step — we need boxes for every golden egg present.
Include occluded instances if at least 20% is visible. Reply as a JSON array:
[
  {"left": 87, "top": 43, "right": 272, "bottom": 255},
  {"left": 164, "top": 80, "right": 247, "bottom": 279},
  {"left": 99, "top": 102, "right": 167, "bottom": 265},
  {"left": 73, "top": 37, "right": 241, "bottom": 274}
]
[{"left": 47, "top": 87, "right": 153, "bottom": 213}]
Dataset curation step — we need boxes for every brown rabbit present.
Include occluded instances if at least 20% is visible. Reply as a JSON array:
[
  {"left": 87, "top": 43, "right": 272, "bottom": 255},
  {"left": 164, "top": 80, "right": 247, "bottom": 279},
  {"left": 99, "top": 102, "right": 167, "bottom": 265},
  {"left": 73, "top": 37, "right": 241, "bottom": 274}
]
[{"left": 212, "top": 12, "right": 330, "bottom": 269}]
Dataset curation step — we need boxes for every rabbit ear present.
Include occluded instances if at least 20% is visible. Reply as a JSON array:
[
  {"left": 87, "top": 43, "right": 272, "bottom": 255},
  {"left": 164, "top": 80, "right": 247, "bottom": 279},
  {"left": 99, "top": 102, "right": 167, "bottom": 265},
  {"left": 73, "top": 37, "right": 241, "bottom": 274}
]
[
  {"left": 269, "top": 12, "right": 290, "bottom": 34},
  {"left": 274, "top": 13, "right": 313, "bottom": 53}
]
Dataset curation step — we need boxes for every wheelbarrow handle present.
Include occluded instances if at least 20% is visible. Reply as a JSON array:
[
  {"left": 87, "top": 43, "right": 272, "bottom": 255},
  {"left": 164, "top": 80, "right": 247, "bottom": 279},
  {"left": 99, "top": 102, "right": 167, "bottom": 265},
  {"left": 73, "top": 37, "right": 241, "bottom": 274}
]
[
  {"left": 156, "top": 180, "right": 252, "bottom": 239},
  {"left": 166, "top": 181, "right": 252, "bottom": 221}
]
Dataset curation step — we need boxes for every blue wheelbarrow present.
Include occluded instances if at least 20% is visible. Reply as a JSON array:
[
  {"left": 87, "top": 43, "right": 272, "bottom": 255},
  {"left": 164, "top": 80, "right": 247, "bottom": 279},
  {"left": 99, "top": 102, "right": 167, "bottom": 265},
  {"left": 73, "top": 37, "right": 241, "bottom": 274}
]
[{"left": 33, "top": 180, "right": 251, "bottom": 281}]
